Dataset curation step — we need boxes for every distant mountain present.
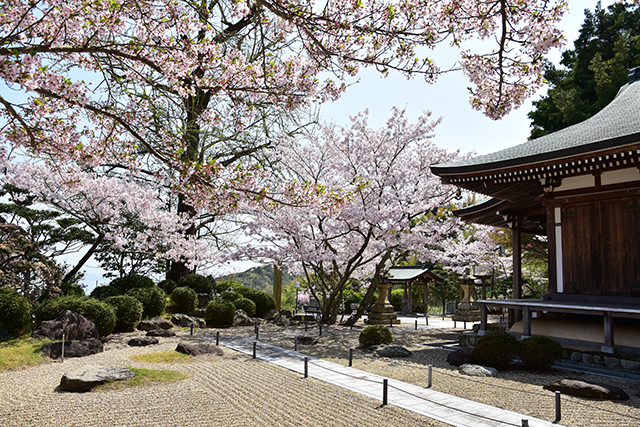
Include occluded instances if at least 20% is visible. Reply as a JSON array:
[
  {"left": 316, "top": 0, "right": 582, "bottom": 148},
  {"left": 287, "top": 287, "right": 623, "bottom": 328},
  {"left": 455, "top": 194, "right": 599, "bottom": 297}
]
[{"left": 216, "top": 265, "right": 294, "bottom": 294}]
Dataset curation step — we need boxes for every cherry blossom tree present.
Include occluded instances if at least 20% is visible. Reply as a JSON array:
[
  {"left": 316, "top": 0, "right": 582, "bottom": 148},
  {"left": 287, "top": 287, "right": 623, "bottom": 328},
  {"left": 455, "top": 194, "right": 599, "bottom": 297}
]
[
  {"left": 2, "top": 160, "right": 209, "bottom": 282},
  {"left": 241, "top": 108, "right": 502, "bottom": 323},
  {"left": 0, "top": 0, "right": 572, "bottom": 280}
]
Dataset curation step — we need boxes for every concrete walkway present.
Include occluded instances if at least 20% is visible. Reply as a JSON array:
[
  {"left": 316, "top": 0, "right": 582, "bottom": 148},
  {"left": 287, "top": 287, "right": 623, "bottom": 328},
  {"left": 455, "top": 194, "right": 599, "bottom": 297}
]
[{"left": 215, "top": 337, "right": 564, "bottom": 427}]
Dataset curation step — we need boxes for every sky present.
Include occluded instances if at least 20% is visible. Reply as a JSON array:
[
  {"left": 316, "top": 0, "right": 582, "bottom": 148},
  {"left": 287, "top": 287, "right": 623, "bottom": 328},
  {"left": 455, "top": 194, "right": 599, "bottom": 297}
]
[
  {"left": 78, "top": 0, "right": 613, "bottom": 288},
  {"left": 320, "top": 0, "right": 610, "bottom": 157}
]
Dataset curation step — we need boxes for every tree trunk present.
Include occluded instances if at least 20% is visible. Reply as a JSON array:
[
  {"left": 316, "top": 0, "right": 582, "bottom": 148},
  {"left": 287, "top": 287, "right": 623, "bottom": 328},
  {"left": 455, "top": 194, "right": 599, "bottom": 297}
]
[
  {"left": 167, "top": 87, "right": 210, "bottom": 283},
  {"left": 62, "top": 233, "right": 105, "bottom": 284}
]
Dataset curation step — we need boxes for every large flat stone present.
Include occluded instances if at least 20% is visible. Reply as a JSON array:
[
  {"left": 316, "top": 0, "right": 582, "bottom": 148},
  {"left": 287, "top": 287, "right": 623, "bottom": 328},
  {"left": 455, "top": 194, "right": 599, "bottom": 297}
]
[
  {"left": 543, "top": 378, "right": 629, "bottom": 401},
  {"left": 59, "top": 366, "right": 135, "bottom": 392}
]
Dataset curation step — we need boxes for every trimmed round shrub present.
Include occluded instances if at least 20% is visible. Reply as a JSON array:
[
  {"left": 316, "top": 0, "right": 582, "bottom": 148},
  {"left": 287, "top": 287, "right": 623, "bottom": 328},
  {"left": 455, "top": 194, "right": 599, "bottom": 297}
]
[
  {"left": 359, "top": 324, "right": 393, "bottom": 347},
  {"left": 472, "top": 330, "right": 520, "bottom": 370},
  {"left": 179, "top": 274, "right": 213, "bottom": 294},
  {"left": 158, "top": 279, "right": 178, "bottom": 295},
  {"left": 36, "top": 296, "right": 116, "bottom": 337},
  {"left": 520, "top": 336, "right": 564, "bottom": 370},
  {"left": 233, "top": 297, "right": 256, "bottom": 317},
  {"left": 248, "top": 290, "right": 276, "bottom": 318},
  {"left": 0, "top": 288, "right": 33, "bottom": 337},
  {"left": 127, "top": 286, "right": 166, "bottom": 318},
  {"left": 217, "top": 280, "right": 244, "bottom": 294},
  {"left": 170, "top": 287, "right": 198, "bottom": 314},
  {"left": 221, "top": 290, "right": 240, "bottom": 302},
  {"left": 109, "top": 274, "right": 155, "bottom": 294},
  {"left": 89, "top": 284, "right": 118, "bottom": 301},
  {"left": 105, "top": 295, "right": 143, "bottom": 332},
  {"left": 205, "top": 299, "right": 235, "bottom": 326}
]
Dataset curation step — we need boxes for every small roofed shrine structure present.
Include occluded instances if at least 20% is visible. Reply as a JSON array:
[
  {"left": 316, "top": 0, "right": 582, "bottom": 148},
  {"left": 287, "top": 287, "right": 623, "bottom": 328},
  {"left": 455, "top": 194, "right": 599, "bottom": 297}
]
[
  {"left": 431, "top": 68, "right": 640, "bottom": 353},
  {"left": 384, "top": 265, "right": 442, "bottom": 315}
]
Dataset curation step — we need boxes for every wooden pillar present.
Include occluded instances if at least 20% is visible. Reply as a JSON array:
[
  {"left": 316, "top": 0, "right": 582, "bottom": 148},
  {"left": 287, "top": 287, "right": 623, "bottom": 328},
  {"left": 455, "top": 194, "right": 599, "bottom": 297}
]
[
  {"left": 509, "top": 218, "right": 523, "bottom": 327},
  {"left": 408, "top": 282, "right": 413, "bottom": 315},
  {"left": 273, "top": 265, "right": 282, "bottom": 311},
  {"left": 522, "top": 306, "right": 531, "bottom": 337},
  {"left": 479, "top": 303, "right": 488, "bottom": 335},
  {"left": 424, "top": 283, "right": 429, "bottom": 316},
  {"left": 603, "top": 311, "right": 615, "bottom": 353}
]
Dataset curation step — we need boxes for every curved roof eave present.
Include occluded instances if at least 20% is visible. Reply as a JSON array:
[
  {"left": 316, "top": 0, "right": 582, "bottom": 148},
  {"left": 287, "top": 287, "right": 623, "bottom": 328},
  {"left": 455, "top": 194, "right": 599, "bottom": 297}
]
[{"left": 431, "top": 80, "right": 640, "bottom": 177}]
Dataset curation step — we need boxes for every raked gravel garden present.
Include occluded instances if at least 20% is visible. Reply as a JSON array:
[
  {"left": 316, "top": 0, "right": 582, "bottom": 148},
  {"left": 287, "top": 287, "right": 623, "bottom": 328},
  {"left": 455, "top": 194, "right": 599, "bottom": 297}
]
[{"left": 1, "top": 322, "right": 639, "bottom": 427}]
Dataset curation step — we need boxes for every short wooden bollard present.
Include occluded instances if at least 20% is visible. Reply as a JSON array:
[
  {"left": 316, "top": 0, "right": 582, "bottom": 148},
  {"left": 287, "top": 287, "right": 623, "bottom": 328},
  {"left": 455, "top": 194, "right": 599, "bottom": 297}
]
[
  {"left": 216, "top": 331, "right": 219, "bottom": 345},
  {"left": 428, "top": 364, "right": 432, "bottom": 387},
  {"left": 305, "top": 322, "right": 308, "bottom": 332},
  {"left": 252, "top": 341, "right": 257, "bottom": 359},
  {"left": 304, "top": 357, "right": 308, "bottom": 378},
  {"left": 555, "top": 391, "right": 561, "bottom": 421},
  {"left": 522, "top": 420, "right": 529, "bottom": 427},
  {"left": 255, "top": 323, "right": 259, "bottom": 340},
  {"left": 415, "top": 320, "right": 418, "bottom": 330},
  {"left": 349, "top": 348, "right": 353, "bottom": 367},
  {"left": 382, "top": 379, "right": 388, "bottom": 406},
  {"left": 319, "top": 324, "right": 322, "bottom": 336},
  {"left": 190, "top": 324, "right": 194, "bottom": 335},
  {"left": 426, "top": 315, "right": 429, "bottom": 325},
  {"left": 389, "top": 318, "right": 393, "bottom": 327}
]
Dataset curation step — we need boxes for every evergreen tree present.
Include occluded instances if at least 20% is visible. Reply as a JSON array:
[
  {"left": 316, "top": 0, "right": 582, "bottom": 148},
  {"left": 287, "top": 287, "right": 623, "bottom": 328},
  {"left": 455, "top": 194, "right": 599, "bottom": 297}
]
[{"left": 528, "top": 2, "right": 640, "bottom": 138}]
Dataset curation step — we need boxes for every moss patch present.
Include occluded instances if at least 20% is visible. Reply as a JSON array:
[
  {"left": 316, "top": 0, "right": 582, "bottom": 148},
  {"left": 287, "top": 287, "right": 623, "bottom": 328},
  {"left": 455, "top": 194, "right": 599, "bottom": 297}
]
[
  {"left": 0, "top": 338, "right": 52, "bottom": 372},
  {"left": 94, "top": 367, "right": 188, "bottom": 391},
  {"left": 130, "top": 351, "right": 193, "bottom": 364}
]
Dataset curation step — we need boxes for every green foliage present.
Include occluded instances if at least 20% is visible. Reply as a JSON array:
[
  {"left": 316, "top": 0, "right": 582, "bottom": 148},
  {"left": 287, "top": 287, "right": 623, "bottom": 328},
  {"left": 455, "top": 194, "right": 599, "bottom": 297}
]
[
  {"left": 170, "top": 287, "right": 198, "bottom": 314},
  {"left": 89, "top": 285, "right": 118, "bottom": 300},
  {"left": 233, "top": 297, "right": 256, "bottom": 317},
  {"left": 179, "top": 274, "right": 213, "bottom": 294},
  {"left": 217, "top": 265, "right": 294, "bottom": 294},
  {"left": 220, "top": 290, "right": 240, "bottom": 302},
  {"left": 0, "top": 288, "right": 33, "bottom": 337},
  {"left": 358, "top": 325, "right": 393, "bottom": 347},
  {"left": 36, "top": 296, "right": 116, "bottom": 337},
  {"left": 38, "top": 282, "right": 86, "bottom": 302},
  {"left": 528, "top": 2, "right": 640, "bottom": 138},
  {"left": 205, "top": 299, "right": 235, "bottom": 326},
  {"left": 109, "top": 274, "right": 155, "bottom": 294},
  {"left": 519, "top": 336, "right": 564, "bottom": 370},
  {"left": 158, "top": 279, "right": 178, "bottom": 295},
  {"left": 390, "top": 288, "right": 404, "bottom": 310},
  {"left": 472, "top": 330, "right": 521, "bottom": 370},
  {"left": 216, "top": 279, "right": 244, "bottom": 294},
  {"left": 247, "top": 290, "right": 276, "bottom": 318},
  {"left": 127, "top": 286, "right": 166, "bottom": 318},
  {"left": 104, "top": 295, "right": 143, "bottom": 332}
]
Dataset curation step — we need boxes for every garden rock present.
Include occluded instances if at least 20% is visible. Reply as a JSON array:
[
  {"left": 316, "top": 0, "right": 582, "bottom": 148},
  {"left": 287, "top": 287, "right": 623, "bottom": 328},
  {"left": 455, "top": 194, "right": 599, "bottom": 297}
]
[
  {"left": 279, "top": 309, "right": 292, "bottom": 318},
  {"left": 458, "top": 364, "right": 498, "bottom": 377},
  {"left": 446, "top": 347, "right": 473, "bottom": 367},
  {"left": 171, "top": 313, "right": 206, "bottom": 329},
  {"left": 138, "top": 317, "right": 174, "bottom": 331},
  {"left": 33, "top": 310, "right": 98, "bottom": 341},
  {"left": 296, "top": 336, "right": 318, "bottom": 345},
  {"left": 543, "top": 378, "right": 630, "bottom": 400},
  {"left": 41, "top": 338, "right": 104, "bottom": 359},
  {"left": 176, "top": 342, "right": 223, "bottom": 356},
  {"left": 146, "top": 328, "right": 176, "bottom": 337},
  {"left": 263, "top": 309, "right": 278, "bottom": 321},
  {"left": 233, "top": 309, "right": 254, "bottom": 326},
  {"left": 59, "top": 365, "right": 135, "bottom": 392},
  {"left": 377, "top": 346, "right": 412, "bottom": 358},
  {"left": 128, "top": 337, "right": 159, "bottom": 346}
]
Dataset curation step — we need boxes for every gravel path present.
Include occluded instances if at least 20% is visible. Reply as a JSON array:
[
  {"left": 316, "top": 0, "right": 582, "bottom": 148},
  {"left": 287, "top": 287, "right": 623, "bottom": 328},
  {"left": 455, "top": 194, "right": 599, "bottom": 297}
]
[
  {"left": 0, "top": 330, "right": 448, "bottom": 427},
  {"left": 252, "top": 322, "right": 640, "bottom": 427}
]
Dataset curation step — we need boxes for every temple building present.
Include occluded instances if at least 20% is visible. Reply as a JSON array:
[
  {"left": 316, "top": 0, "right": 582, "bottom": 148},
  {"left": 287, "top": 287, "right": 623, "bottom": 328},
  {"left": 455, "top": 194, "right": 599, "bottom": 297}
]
[{"left": 431, "top": 68, "right": 640, "bottom": 353}]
